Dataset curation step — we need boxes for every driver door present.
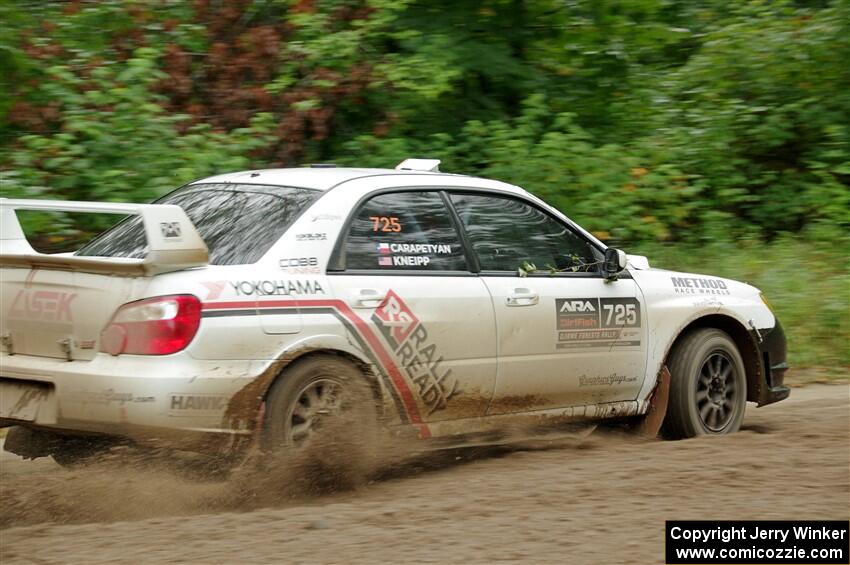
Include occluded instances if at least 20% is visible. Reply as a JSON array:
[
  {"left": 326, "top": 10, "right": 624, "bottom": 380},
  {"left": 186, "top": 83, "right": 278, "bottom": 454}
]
[{"left": 448, "top": 192, "right": 648, "bottom": 414}]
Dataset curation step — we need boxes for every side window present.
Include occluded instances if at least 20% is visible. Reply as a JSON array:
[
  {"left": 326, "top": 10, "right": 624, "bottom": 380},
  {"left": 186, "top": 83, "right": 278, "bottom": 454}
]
[
  {"left": 450, "top": 193, "right": 599, "bottom": 273},
  {"left": 344, "top": 191, "right": 468, "bottom": 271}
]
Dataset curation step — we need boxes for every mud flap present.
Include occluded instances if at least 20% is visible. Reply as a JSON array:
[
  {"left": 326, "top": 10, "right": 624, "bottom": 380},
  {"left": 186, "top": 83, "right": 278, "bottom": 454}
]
[{"left": 636, "top": 365, "right": 671, "bottom": 438}]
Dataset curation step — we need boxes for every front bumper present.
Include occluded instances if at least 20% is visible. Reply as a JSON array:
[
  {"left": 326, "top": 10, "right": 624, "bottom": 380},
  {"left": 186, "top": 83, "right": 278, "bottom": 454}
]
[
  {"left": 0, "top": 351, "right": 261, "bottom": 452},
  {"left": 751, "top": 319, "right": 790, "bottom": 406}
]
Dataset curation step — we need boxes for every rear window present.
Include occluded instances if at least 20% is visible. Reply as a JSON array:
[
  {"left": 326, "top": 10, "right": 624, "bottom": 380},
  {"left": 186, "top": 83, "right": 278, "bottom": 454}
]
[{"left": 76, "top": 184, "right": 320, "bottom": 265}]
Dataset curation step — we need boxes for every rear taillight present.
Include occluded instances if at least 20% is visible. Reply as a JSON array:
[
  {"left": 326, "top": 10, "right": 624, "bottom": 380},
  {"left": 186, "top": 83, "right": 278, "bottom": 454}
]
[{"left": 101, "top": 295, "right": 201, "bottom": 356}]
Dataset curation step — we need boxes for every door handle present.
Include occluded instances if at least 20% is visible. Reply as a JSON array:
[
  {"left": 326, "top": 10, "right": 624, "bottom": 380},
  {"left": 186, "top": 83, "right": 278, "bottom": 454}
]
[
  {"left": 506, "top": 288, "right": 539, "bottom": 307},
  {"left": 352, "top": 288, "right": 386, "bottom": 309}
]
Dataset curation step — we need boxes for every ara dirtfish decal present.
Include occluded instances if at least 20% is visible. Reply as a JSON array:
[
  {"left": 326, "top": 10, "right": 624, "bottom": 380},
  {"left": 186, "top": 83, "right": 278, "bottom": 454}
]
[
  {"left": 372, "top": 290, "right": 461, "bottom": 415},
  {"left": 556, "top": 297, "right": 641, "bottom": 349}
]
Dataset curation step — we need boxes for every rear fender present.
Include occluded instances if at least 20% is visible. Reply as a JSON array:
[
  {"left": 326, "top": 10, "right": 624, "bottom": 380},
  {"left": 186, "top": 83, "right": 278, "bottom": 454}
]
[{"left": 223, "top": 333, "right": 382, "bottom": 437}]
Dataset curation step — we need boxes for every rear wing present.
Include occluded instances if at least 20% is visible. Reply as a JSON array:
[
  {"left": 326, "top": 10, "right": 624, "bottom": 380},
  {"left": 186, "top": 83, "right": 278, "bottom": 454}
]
[{"left": 0, "top": 198, "right": 209, "bottom": 276}]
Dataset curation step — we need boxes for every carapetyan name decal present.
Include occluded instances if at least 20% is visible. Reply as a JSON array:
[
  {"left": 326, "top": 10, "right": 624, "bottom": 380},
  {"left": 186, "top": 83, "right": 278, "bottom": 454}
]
[
  {"left": 377, "top": 243, "right": 453, "bottom": 255},
  {"left": 372, "top": 290, "right": 460, "bottom": 415},
  {"left": 556, "top": 297, "right": 641, "bottom": 349}
]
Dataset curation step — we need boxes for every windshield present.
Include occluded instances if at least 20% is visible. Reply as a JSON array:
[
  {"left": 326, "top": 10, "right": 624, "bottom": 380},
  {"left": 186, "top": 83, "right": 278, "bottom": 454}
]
[{"left": 76, "top": 183, "right": 320, "bottom": 265}]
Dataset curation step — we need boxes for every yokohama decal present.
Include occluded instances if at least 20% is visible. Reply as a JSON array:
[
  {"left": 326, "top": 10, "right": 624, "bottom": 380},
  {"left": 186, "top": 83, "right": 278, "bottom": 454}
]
[{"left": 201, "top": 298, "right": 430, "bottom": 438}]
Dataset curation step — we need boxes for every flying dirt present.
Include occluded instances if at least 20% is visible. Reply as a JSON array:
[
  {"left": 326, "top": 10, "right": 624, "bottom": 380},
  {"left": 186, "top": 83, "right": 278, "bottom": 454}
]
[{"left": 0, "top": 379, "right": 847, "bottom": 565}]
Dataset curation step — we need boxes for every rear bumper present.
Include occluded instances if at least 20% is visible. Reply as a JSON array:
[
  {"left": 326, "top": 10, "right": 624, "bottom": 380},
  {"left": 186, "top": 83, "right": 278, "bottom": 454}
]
[
  {"left": 0, "top": 351, "right": 261, "bottom": 452},
  {"left": 752, "top": 319, "right": 790, "bottom": 406}
]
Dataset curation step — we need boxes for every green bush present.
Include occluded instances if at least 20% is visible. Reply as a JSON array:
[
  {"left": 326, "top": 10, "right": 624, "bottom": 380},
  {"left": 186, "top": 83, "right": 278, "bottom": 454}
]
[
  {"left": 2, "top": 47, "right": 275, "bottom": 234},
  {"left": 1, "top": 0, "right": 847, "bottom": 368}
]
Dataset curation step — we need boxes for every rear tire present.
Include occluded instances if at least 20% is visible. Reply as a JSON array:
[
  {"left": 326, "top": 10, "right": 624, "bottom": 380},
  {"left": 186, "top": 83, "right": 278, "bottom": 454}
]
[
  {"left": 262, "top": 355, "right": 380, "bottom": 484},
  {"left": 661, "top": 328, "right": 747, "bottom": 439}
]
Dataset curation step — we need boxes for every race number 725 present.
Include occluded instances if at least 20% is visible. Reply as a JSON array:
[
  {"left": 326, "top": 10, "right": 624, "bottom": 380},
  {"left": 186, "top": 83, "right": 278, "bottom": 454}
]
[
  {"left": 369, "top": 216, "right": 402, "bottom": 232},
  {"left": 601, "top": 300, "right": 639, "bottom": 327}
]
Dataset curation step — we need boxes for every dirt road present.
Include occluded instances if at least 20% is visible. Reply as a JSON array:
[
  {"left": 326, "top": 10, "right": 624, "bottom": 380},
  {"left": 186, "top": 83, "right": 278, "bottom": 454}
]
[{"left": 1, "top": 383, "right": 848, "bottom": 564}]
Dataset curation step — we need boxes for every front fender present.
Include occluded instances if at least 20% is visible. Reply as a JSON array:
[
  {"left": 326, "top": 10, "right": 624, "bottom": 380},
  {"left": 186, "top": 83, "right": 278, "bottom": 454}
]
[{"left": 631, "top": 268, "right": 777, "bottom": 405}]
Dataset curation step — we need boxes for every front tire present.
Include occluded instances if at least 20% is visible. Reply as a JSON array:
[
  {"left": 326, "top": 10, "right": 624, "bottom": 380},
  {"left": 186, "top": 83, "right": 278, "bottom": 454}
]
[{"left": 662, "top": 328, "right": 747, "bottom": 439}]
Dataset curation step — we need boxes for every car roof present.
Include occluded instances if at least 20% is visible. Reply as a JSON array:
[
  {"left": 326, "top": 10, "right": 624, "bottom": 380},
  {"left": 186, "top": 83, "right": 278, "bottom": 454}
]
[
  {"left": 187, "top": 165, "right": 605, "bottom": 249},
  {"left": 188, "top": 166, "right": 529, "bottom": 196},
  {"left": 189, "top": 167, "right": 462, "bottom": 192}
]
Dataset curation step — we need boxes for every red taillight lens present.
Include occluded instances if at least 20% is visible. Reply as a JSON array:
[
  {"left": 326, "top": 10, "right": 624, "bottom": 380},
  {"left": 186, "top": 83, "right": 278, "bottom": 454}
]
[{"left": 101, "top": 295, "right": 201, "bottom": 356}]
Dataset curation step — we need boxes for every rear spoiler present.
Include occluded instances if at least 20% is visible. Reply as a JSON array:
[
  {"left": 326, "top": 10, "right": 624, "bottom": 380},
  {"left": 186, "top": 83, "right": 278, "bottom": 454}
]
[{"left": 0, "top": 198, "right": 209, "bottom": 276}]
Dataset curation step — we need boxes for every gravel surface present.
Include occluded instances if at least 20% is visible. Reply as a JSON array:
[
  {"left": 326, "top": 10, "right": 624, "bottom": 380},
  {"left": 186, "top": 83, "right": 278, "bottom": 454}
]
[{"left": 0, "top": 383, "right": 847, "bottom": 564}]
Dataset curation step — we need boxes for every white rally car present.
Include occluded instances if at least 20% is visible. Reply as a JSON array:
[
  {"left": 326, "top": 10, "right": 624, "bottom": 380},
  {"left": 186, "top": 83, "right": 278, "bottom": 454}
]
[{"left": 0, "top": 159, "right": 789, "bottom": 465}]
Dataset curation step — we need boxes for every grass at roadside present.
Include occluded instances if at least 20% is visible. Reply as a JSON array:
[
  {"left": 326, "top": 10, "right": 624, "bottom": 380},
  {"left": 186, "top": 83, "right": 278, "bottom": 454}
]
[{"left": 633, "top": 236, "right": 849, "bottom": 377}]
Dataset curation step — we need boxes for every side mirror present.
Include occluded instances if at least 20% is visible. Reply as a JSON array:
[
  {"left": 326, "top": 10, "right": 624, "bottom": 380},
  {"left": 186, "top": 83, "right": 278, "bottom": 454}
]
[{"left": 603, "top": 248, "right": 627, "bottom": 280}]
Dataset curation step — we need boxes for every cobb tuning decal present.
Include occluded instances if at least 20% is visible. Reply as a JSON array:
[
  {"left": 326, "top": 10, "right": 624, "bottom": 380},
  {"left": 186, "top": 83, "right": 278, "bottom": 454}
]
[
  {"left": 372, "top": 290, "right": 461, "bottom": 415},
  {"left": 556, "top": 297, "right": 642, "bottom": 349},
  {"left": 279, "top": 257, "right": 320, "bottom": 274}
]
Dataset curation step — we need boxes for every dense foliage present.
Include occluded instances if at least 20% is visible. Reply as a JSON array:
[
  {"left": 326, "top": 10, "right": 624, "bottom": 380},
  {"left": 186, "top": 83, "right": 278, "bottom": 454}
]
[
  {"left": 1, "top": 0, "right": 848, "bottom": 244},
  {"left": 0, "top": 1, "right": 847, "bottom": 366}
]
